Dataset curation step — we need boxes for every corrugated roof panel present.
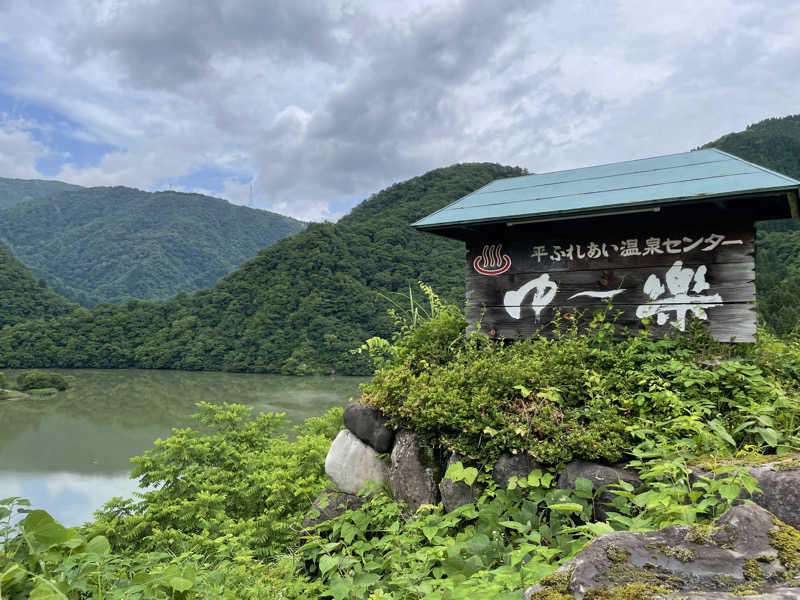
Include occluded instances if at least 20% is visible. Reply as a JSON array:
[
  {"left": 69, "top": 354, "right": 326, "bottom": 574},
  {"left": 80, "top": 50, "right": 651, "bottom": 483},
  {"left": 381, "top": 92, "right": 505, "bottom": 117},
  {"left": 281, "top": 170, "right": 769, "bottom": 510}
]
[{"left": 412, "top": 149, "right": 800, "bottom": 229}]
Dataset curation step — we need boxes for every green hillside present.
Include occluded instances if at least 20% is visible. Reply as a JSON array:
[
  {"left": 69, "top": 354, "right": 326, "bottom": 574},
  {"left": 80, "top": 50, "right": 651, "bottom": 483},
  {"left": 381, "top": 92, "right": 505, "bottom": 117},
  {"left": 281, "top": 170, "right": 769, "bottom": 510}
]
[
  {"left": 0, "top": 187, "right": 306, "bottom": 306},
  {"left": 0, "top": 241, "right": 75, "bottom": 329},
  {"left": 1, "top": 114, "right": 799, "bottom": 374},
  {"left": 0, "top": 163, "right": 526, "bottom": 373},
  {"left": 0, "top": 177, "right": 83, "bottom": 209},
  {"left": 702, "top": 114, "right": 800, "bottom": 335}
]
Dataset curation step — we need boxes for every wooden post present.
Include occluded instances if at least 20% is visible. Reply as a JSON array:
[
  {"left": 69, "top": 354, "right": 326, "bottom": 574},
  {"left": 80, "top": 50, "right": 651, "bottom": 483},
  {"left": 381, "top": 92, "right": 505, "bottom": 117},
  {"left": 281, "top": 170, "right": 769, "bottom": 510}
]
[{"left": 788, "top": 192, "right": 800, "bottom": 221}]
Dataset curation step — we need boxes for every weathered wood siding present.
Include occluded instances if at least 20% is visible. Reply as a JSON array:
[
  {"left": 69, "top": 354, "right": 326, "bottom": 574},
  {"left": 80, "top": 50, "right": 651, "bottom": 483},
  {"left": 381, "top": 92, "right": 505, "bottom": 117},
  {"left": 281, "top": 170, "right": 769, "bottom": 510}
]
[{"left": 466, "top": 226, "right": 756, "bottom": 342}]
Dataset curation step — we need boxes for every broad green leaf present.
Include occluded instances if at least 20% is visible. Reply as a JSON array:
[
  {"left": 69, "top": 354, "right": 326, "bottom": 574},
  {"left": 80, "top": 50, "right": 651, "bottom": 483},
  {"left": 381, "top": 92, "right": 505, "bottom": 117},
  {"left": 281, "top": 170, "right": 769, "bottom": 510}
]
[
  {"left": 499, "top": 520, "right": 526, "bottom": 533},
  {"left": 86, "top": 535, "right": 111, "bottom": 555},
  {"left": 329, "top": 577, "right": 352, "bottom": 600},
  {"left": 755, "top": 427, "right": 780, "bottom": 447},
  {"left": 547, "top": 502, "right": 584, "bottom": 512},
  {"left": 707, "top": 419, "right": 736, "bottom": 447},
  {"left": 718, "top": 484, "right": 741, "bottom": 502},
  {"left": 319, "top": 555, "right": 338, "bottom": 575},
  {"left": 462, "top": 467, "right": 479, "bottom": 486},
  {"left": 169, "top": 576, "right": 193, "bottom": 592},
  {"left": 574, "top": 477, "right": 594, "bottom": 492},
  {"left": 29, "top": 580, "right": 67, "bottom": 600},
  {"left": 462, "top": 555, "right": 484, "bottom": 577},
  {"left": 22, "top": 510, "right": 71, "bottom": 548}
]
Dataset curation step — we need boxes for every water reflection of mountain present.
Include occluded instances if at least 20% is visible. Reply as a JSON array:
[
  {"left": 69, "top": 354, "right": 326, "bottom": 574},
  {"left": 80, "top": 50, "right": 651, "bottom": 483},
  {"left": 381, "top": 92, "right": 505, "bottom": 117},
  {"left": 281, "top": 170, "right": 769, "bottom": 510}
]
[{"left": 0, "top": 370, "right": 364, "bottom": 474}]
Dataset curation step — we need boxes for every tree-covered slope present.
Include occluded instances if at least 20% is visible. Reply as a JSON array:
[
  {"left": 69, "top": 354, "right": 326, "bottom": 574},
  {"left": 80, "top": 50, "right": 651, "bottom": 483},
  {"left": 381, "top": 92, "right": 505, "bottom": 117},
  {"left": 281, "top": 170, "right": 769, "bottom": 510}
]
[
  {"left": 0, "top": 187, "right": 306, "bottom": 306},
  {"left": 703, "top": 114, "right": 800, "bottom": 335},
  {"left": 0, "top": 177, "right": 83, "bottom": 209},
  {"left": 0, "top": 241, "right": 75, "bottom": 328},
  {"left": 0, "top": 163, "right": 526, "bottom": 373}
]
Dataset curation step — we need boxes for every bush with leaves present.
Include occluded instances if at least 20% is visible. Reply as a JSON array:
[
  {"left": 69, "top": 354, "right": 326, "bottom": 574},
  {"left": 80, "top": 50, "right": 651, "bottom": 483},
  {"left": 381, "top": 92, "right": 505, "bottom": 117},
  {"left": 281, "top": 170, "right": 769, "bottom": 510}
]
[
  {"left": 361, "top": 288, "right": 800, "bottom": 467},
  {"left": 0, "top": 496, "right": 319, "bottom": 599},
  {"left": 87, "top": 403, "right": 343, "bottom": 561},
  {"left": 15, "top": 369, "right": 73, "bottom": 391}
]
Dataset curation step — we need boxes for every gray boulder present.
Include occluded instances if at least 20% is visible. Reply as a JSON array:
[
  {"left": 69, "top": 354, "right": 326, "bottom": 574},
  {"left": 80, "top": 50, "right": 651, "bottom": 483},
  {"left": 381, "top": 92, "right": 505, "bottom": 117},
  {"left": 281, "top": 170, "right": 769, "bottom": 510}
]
[
  {"left": 343, "top": 402, "right": 395, "bottom": 453},
  {"left": 324, "top": 429, "right": 387, "bottom": 494},
  {"left": 660, "top": 590, "right": 800, "bottom": 599},
  {"left": 439, "top": 453, "right": 484, "bottom": 512},
  {"left": 389, "top": 430, "right": 441, "bottom": 514},
  {"left": 691, "top": 454, "right": 800, "bottom": 530},
  {"left": 558, "top": 460, "right": 642, "bottom": 519},
  {"left": 737, "top": 455, "right": 799, "bottom": 530},
  {"left": 302, "top": 490, "right": 364, "bottom": 529},
  {"left": 492, "top": 453, "right": 541, "bottom": 490},
  {"left": 524, "top": 503, "right": 800, "bottom": 600}
]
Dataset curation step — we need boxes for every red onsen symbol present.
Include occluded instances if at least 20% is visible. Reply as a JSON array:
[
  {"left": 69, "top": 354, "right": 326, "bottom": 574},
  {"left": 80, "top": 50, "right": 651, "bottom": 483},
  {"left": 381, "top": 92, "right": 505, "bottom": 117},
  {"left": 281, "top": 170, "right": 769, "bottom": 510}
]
[{"left": 473, "top": 244, "right": 511, "bottom": 275}]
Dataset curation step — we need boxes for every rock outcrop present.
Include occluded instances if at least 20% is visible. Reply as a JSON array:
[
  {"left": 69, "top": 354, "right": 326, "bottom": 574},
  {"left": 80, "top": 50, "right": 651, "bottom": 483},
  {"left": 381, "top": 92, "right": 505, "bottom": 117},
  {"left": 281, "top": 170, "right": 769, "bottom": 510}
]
[
  {"left": 691, "top": 454, "right": 800, "bottom": 530},
  {"left": 389, "top": 430, "right": 441, "bottom": 513},
  {"left": 524, "top": 503, "right": 800, "bottom": 600},
  {"left": 558, "top": 460, "right": 642, "bottom": 519},
  {"left": 324, "top": 429, "right": 387, "bottom": 495},
  {"left": 343, "top": 402, "right": 394, "bottom": 453},
  {"left": 302, "top": 490, "right": 365, "bottom": 529},
  {"left": 439, "top": 453, "right": 484, "bottom": 512},
  {"left": 492, "top": 453, "right": 541, "bottom": 490}
]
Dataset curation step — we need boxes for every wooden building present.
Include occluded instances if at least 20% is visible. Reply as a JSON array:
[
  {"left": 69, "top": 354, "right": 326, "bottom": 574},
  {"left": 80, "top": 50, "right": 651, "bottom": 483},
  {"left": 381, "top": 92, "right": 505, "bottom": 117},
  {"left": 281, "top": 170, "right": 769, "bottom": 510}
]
[{"left": 412, "top": 149, "right": 800, "bottom": 342}]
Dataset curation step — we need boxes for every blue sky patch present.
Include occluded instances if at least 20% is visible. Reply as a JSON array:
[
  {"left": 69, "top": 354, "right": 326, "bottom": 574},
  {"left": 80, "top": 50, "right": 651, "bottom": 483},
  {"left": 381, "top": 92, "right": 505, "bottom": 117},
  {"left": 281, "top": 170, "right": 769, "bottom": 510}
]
[{"left": 0, "top": 93, "right": 116, "bottom": 176}]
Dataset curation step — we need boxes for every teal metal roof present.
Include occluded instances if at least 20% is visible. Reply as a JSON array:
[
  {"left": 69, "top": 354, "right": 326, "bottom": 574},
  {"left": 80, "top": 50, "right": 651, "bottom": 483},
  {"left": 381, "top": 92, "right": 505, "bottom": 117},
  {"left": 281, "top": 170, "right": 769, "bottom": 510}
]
[{"left": 412, "top": 148, "right": 800, "bottom": 230}]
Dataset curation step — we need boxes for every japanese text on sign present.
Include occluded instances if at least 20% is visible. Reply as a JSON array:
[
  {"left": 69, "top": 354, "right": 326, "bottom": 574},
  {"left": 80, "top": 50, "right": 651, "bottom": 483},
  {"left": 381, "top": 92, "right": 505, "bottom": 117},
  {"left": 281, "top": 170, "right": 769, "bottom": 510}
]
[{"left": 530, "top": 234, "right": 743, "bottom": 263}]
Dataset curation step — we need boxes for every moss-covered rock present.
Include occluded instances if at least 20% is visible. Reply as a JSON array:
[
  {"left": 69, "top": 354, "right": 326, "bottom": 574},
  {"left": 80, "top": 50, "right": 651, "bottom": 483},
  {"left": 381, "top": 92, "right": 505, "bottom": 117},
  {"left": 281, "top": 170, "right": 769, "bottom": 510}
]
[{"left": 524, "top": 504, "right": 800, "bottom": 599}]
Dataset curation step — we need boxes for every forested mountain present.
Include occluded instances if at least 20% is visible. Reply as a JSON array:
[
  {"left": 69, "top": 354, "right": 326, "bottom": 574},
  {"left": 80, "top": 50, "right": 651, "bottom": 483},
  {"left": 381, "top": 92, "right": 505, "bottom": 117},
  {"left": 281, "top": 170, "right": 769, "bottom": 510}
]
[
  {"left": 703, "top": 114, "right": 800, "bottom": 335},
  {"left": 0, "top": 177, "right": 82, "bottom": 209},
  {"left": 1, "top": 114, "right": 799, "bottom": 374},
  {"left": 0, "top": 241, "right": 75, "bottom": 328},
  {"left": 0, "top": 187, "right": 306, "bottom": 306},
  {"left": 0, "top": 164, "right": 526, "bottom": 373}
]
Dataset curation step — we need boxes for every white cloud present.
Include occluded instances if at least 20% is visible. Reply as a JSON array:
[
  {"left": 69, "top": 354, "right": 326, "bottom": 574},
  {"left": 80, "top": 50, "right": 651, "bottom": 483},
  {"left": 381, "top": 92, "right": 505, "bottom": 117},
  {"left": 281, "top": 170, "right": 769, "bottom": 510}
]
[
  {"left": 0, "top": 118, "right": 48, "bottom": 178},
  {"left": 0, "top": 0, "right": 798, "bottom": 220}
]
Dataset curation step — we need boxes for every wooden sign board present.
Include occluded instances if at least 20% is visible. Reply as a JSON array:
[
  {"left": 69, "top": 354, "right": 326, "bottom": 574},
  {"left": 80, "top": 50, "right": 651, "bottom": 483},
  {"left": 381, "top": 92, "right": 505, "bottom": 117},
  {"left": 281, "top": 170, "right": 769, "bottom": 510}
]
[{"left": 466, "top": 225, "right": 756, "bottom": 342}]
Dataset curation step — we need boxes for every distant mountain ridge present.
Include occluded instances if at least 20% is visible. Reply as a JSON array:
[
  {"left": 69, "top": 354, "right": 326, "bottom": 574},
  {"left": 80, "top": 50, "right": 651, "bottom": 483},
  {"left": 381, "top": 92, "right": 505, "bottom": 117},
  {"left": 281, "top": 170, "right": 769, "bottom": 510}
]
[
  {"left": 0, "top": 163, "right": 526, "bottom": 373},
  {"left": 0, "top": 185, "right": 306, "bottom": 306},
  {"left": 0, "top": 114, "right": 799, "bottom": 373},
  {"left": 0, "top": 177, "right": 83, "bottom": 209}
]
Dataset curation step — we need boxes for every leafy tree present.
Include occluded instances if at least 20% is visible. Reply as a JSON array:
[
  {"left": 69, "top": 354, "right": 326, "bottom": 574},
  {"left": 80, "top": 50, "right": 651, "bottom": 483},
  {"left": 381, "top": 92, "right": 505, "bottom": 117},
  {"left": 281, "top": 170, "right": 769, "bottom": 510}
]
[{"left": 0, "top": 241, "right": 75, "bottom": 329}]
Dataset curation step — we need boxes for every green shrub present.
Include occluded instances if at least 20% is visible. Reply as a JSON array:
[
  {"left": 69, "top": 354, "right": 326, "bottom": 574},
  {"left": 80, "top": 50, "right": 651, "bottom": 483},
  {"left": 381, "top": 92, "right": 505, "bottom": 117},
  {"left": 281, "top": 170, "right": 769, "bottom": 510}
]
[
  {"left": 361, "top": 288, "right": 800, "bottom": 466},
  {"left": 87, "top": 403, "right": 343, "bottom": 560},
  {"left": 15, "top": 369, "right": 72, "bottom": 391},
  {"left": 0, "top": 372, "right": 6, "bottom": 389}
]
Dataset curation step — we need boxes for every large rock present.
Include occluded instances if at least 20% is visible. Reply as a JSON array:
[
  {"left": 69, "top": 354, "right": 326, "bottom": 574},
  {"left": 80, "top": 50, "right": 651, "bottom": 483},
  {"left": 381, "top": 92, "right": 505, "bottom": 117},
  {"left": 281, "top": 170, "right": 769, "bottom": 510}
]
[
  {"left": 492, "top": 453, "right": 541, "bottom": 490},
  {"left": 324, "top": 429, "right": 387, "bottom": 494},
  {"left": 738, "top": 455, "right": 800, "bottom": 531},
  {"left": 302, "top": 490, "right": 365, "bottom": 529},
  {"left": 661, "top": 590, "right": 800, "bottom": 599},
  {"left": 691, "top": 454, "right": 800, "bottom": 530},
  {"left": 524, "top": 503, "right": 800, "bottom": 600},
  {"left": 389, "top": 430, "right": 441, "bottom": 514},
  {"left": 558, "top": 460, "right": 642, "bottom": 519},
  {"left": 343, "top": 402, "right": 394, "bottom": 453},
  {"left": 439, "top": 453, "right": 484, "bottom": 512}
]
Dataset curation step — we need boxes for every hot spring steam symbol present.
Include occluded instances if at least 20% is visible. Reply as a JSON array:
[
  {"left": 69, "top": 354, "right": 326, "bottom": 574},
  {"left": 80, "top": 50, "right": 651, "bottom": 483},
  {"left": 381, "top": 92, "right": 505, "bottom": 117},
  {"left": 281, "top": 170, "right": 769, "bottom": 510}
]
[{"left": 473, "top": 244, "right": 511, "bottom": 276}]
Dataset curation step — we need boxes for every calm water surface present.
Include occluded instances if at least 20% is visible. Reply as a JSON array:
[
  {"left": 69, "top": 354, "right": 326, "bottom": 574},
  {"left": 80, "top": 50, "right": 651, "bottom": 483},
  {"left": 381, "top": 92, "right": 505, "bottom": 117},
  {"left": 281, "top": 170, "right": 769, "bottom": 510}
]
[{"left": 0, "top": 369, "right": 365, "bottom": 526}]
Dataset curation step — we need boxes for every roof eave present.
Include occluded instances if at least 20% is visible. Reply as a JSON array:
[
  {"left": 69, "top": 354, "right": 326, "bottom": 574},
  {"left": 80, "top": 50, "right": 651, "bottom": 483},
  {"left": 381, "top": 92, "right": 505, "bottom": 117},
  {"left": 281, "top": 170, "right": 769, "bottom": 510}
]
[{"left": 411, "top": 184, "right": 800, "bottom": 232}]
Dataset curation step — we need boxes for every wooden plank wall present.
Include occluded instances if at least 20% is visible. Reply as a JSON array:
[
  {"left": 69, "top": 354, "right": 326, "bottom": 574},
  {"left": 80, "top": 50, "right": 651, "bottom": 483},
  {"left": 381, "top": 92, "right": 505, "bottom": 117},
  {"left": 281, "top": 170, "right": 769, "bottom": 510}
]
[{"left": 465, "top": 225, "right": 756, "bottom": 342}]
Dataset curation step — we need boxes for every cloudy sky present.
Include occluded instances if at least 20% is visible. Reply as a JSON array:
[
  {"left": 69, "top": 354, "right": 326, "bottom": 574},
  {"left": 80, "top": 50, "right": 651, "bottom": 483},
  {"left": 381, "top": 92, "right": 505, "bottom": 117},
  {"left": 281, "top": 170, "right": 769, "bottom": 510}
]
[{"left": 1, "top": 0, "right": 798, "bottom": 221}]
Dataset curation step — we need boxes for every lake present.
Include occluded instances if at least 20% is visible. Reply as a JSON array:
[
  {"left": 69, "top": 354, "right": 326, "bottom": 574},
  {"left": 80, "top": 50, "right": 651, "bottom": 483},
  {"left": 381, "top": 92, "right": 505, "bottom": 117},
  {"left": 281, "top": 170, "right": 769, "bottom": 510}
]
[{"left": 0, "top": 369, "right": 365, "bottom": 526}]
